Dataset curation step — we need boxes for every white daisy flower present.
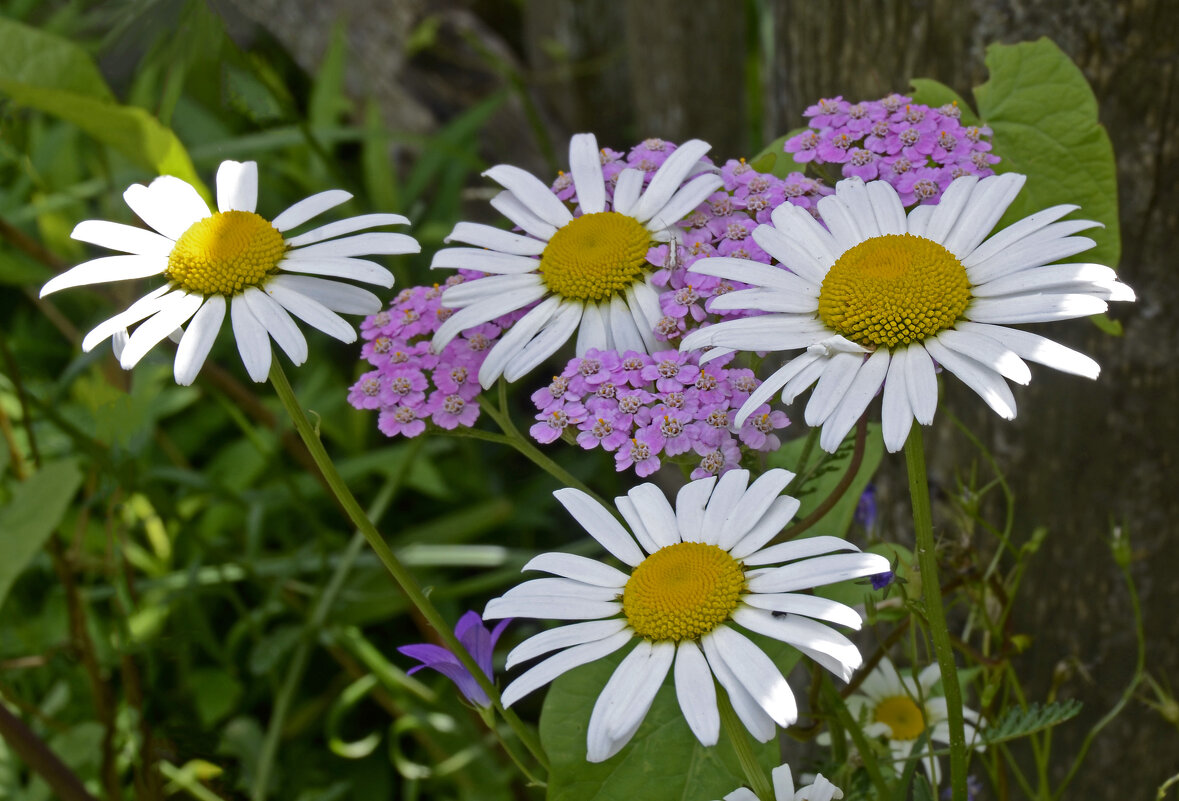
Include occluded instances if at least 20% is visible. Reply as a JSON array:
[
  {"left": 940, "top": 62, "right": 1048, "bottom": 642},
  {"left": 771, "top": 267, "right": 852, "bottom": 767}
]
[
  {"left": 841, "top": 659, "right": 983, "bottom": 786},
  {"left": 483, "top": 469, "right": 889, "bottom": 762},
  {"left": 716, "top": 762, "right": 843, "bottom": 801},
  {"left": 430, "top": 133, "right": 722, "bottom": 388},
  {"left": 680, "top": 174, "right": 1135, "bottom": 452},
  {"left": 41, "top": 160, "right": 419, "bottom": 385}
]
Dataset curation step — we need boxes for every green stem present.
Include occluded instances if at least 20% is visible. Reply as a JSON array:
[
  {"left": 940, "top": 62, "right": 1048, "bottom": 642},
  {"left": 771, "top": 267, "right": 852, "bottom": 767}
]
[
  {"left": 477, "top": 706, "right": 547, "bottom": 788},
  {"left": 822, "top": 678, "right": 890, "bottom": 799},
  {"left": 267, "top": 363, "right": 549, "bottom": 774},
  {"left": 718, "top": 691, "right": 773, "bottom": 801},
  {"left": 904, "top": 426, "right": 968, "bottom": 800}
]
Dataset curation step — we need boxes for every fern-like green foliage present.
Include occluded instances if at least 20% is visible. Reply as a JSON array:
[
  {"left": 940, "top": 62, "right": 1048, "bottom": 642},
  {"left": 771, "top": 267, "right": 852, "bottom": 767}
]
[{"left": 981, "top": 700, "right": 1083, "bottom": 745}]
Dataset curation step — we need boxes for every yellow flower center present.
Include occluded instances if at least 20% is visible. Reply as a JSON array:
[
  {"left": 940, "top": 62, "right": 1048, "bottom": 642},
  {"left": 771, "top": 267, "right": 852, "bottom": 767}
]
[
  {"left": 622, "top": 542, "right": 745, "bottom": 642},
  {"left": 818, "top": 233, "right": 970, "bottom": 349},
  {"left": 538, "top": 212, "right": 651, "bottom": 302},
  {"left": 875, "top": 695, "right": 926, "bottom": 741},
  {"left": 166, "top": 211, "right": 287, "bottom": 296}
]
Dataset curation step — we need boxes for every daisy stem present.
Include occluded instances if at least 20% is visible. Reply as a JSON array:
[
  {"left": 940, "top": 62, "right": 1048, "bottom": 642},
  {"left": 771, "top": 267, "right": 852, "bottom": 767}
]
[
  {"left": 477, "top": 706, "right": 547, "bottom": 788},
  {"left": 267, "top": 362, "right": 550, "bottom": 774},
  {"left": 904, "top": 426, "right": 968, "bottom": 800},
  {"left": 718, "top": 691, "right": 774, "bottom": 801}
]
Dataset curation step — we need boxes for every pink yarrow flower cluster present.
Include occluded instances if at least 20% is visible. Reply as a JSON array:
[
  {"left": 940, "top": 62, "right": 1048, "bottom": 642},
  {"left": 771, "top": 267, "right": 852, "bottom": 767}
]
[
  {"left": 529, "top": 348, "right": 789, "bottom": 479},
  {"left": 784, "top": 93, "right": 1000, "bottom": 206},
  {"left": 348, "top": 275, "right": 528, "bottom": 436},
  {"left": 551, "top": 139, "right": 831, "bottom": 345}
]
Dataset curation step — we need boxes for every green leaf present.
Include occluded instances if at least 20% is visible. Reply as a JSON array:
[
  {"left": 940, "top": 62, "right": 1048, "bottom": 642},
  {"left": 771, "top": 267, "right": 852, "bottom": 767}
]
[
  {"left": 0, "top": 17, "right": 113, "bottom": 100},
  {"left": 0, "top": 459, "right": 82, "bottom": 612},
  {"left": 190, "top": 668, "right": 244, "bottom": 728},
  {"left": 0, "top": 19, "right": 204, "bottom": 195},
  {"left": 540, "top": 645, "right": 791, "bottom": 801},
  {"left": 907, "top": 78, "right": 981, "bottom": 126},
  {"left": 973, "top": 38, "right": 1120, "bottom": 268},
  {"left": 980, "top": 699, "right": 1082, "bottom": 745}
]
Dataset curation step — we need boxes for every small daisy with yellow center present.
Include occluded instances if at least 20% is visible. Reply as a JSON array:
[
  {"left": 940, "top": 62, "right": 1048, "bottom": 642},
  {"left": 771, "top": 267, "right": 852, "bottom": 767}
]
[
  {"left": 680, "top": 174, "right": 1135, "bottom": 452},
  {"left": 841, "top": 659, "right": 983, "bottom": 786},
  {"left": 714, "top": 762, "right": 843, "bottom": 801},
  {"left": 430, "top": 133, "right": 723, "bottom": 389},
  {"left": 42, "top": 160, "right": 419, "bottom": 385},
  {"left": 483, "top": 468, "right": 889, "bottom": 762}
]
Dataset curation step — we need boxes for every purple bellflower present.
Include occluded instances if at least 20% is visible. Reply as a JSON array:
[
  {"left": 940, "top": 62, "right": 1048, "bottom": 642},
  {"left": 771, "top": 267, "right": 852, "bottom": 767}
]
[{"left": 398, "top": 611, "right": 510, "bottom": 708}]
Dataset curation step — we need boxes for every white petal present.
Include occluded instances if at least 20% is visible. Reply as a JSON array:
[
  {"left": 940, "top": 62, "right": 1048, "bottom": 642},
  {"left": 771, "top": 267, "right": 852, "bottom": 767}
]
[
  {"left": 611, "top": 169, "right": 644, "bottom": 217},
  {"left": 444, "top": 221, "right": 547, "bottom": 256},
  {"left": 866, "top": 180, "right": 906, "bottom": 235},
  {"left": 173, "top": 294, "right": 226, "bottom": 385},
  {"left": 271, "top": 190, "right": 353, "bottom": 232},
  {"left": 484, "top": 165, "right": 573, "bottom": 228},
  {"left": 498, "top": 577, "right": 621, "bottom": 604},
  {"left": 752, "top": 224, "right": 832, "bottom": 287},
  {"left": 781, "top": 353, "right": 828, "bottom": 404},
  {"left": 504, "top": 619, "right": 629, "bottom": 669},
  {"left": 817, "top": 193, "right": 865, "bottom": 254},
  {"left": 71, "top": 219, "right": 174, "bottom": 257},
  {"left": 586, "top": 641, "right": 665, "bottom": 762},
  {"left": 741, "top": 592, "right": 864, "bottom": 630},
  {"left": 521, "top": 552, "right": 629, "bottom": 588},
  {"left": 644, "top": 173, "right": 724, "bottom": 232},
  {"left": 689, "top": 256, "right": 820, "bottom": 296},
  {"left": 731, "top": 606, "right": 861, "bottom": 682},
  {"left": 489, "top": 190, "right": 559, "bottom": 241},
  {"left": 431, "top": 247, "right": 541, "bottom": 276},
  {"left": 81, "top": 286, "right": 172, "bottom": 352},
  {"left": 708, "top": 625, "right": 797, "bottom": 727},
  {"left": 818, "top": 348, "right": 890, "bottom": 452},
  {"left": 500, "top": 301, "right": 584, "bottom": 383},
  {"left": 907, "top": 203, "right": 935, "bottom": 238},
  {"left": 484, "top": 594, "right": 620, "bottom": 621},
  {"left": 499, "top": 632, "right": 633, "bottom": 707},
  {"left": 746, "top": 552, "right": 889, "bottom": 592},
  {"left": 625, "top": 483, "right": 681, "bottom": 551},
  {"left": 905, "top": 344, "right": 939, "bottom": 425},
  {"left": 955, "top": 321, "right": 1100, "bottom": 379},
  {"left": 834, "top": 177, "right": 879, "bottom": 238},
  {"left": 615, "top": 495, "right": 660, "bottom": 554},
  {"left": 708, "top": 287, "right": 819, "bottom": 314},
  {"left": 476, "top": 296, "right": 560, "bottom": 386},
  {"left": 922, "top": 337, "right": 1017, "bottom": 419},
  {"left": 441, "top": 273, "right": 544, "bottom": 307},
  {"left": 279, "top": 256, "right": 394, "bottom": 287},
  {"left": 770, "top": 204, "right": 839, "bottom": 272},
  {"left": 569, "top": 133, "right": 606, "bottom": 215},
  {"left": 771, "top": 764, "right": 798, "bottom": 801},
  {"left": 701, "top": 631, "right": 777, "bottom": 742},
  {"left": 41, "top": 255, "right": 165, "bottom": 297},
  {"left": 120, "top": 292, "right": 202, "bottom": 369},
  {"left": 881, "top": 346, "right": 915, "bottom": 452},
  {"left": 265, "top": 281, "right": 357, "bottom": 343},
  {"left": 674, "top": 476, "right": 716, "bottom": 545},
  {"left": 700, "top": 469, "right": 750, "bottom": 547},
  {"left": 624, "top": 286, "right": 659, "bottom": 353},
  {"left": 286, "top": 232, "right": 419, "bottom": 259},
  {"left": 628, "top": 281, "right": 663, "bottom": 341},
  {"left": 631, "top": 139, "right": 713, "bottom": 223},
  {"left": 432, "top": 284, "right": 548, "bottom": 351},
  {"left": 804, "top": 351, "right": 864, "bottom": 427},
  {"left": 972, "top": 261, "right": 1122, "bottom": 298},
  {"left": 674, "top": 641, "right": 719, "bottom": 746},
  {"left": 934, "top": 328, "right": 1030, "bottom": 385},
  {"left": 607, "top": 294, "right": 645, "bottom": 354},
  {"left": 553, "top": 488, "right": 645, "bottom": 567},
  {"left": 242, "top": 286, "right": 308, "bottom": 365},
  {"left": 123, "top": 176, "right": 210, "bottom": 239},
  {"left": 743, "top": 535, "right": 861, "bottom": 567},
  {"left": 968, "top": 293, "right": 1107, "bottom": 324},
  {"left": 603, "top": 641, "right": 673, "bottom": 740},
  {"left": 267, "top": 274, "right": 382, "bottom": 315},
  {"left": 230, "top": 295, "right": 272, "bottom": 381},
  {"left": 960, "top": 200, "right": 1078, "bottom": 266},
  {"left": 576, "top": 302, "right": 609, "bottom": 356},
  {"left": 942, "top": 173, "right": 1025, "bottom": 258},
  {"left": 216, "top": 160, "right": 258, "bottom": 213},
  {"left": 966, "top": 229, "right": 1097, "bottom": 284},
  {"left": 732, "top": 353, "right": 821, "bottom": 429},
  {"left": 679, "top": 314, "right": 829, "bottom": 353},
  {"left": 718, "top": 469, "right": 795, "bottom": 551},
  {"left": 921, "top": 175, "right": 977, "bottom": 246},
  {"left": 284, "top": 214, "right": 411, "bottom": 248},
  {"left": 729, "top": 496, "right": 801, "bottom": 559}
]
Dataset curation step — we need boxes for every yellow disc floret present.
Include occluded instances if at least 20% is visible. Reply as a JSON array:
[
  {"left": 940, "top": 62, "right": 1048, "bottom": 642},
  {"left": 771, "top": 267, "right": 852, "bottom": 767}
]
[
  {"left": 538, "top": 212, "right": 651, "bottom": 302},
  {"left": 818, "top": 233, "right": 970, "bottom": 349},
  {"left": 875, "top": 695, "right": 926, "bottom": 740},
  {"left": 166, "top": 211, "right": 287, "bottom": 296},
  {"left": 622, "top": 541, "right": 745, "bottom": 642}
]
